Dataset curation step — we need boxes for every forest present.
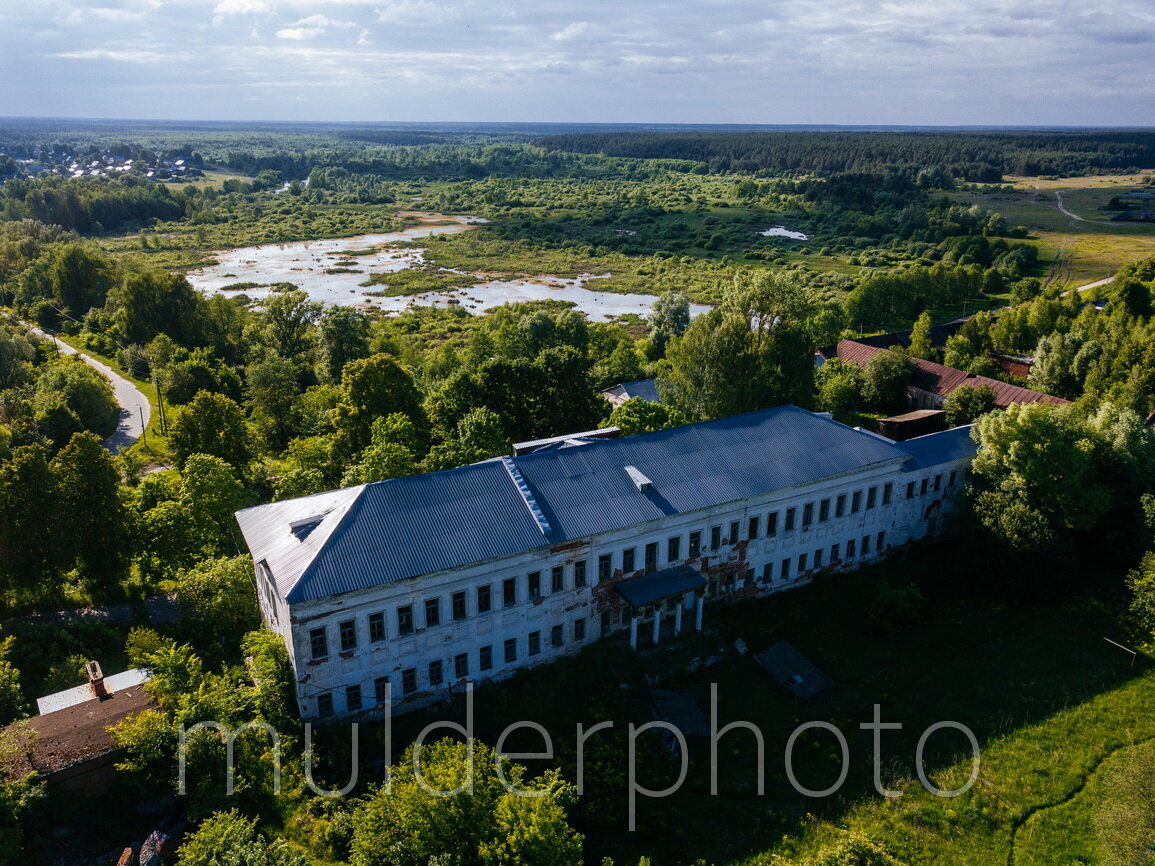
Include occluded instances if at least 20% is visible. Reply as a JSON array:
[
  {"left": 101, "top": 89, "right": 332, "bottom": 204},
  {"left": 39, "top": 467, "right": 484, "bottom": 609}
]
[{"left": 0, "top": 123, "right": 1154, "bottom": 866}]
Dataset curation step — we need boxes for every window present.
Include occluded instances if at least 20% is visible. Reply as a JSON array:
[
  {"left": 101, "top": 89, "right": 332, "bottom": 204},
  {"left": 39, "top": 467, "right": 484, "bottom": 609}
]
[
  {"left": 454, "top": 653, "right": 469, "bottom": 679},
  {"left": 452, "top": 591, "right": 467, "bottom": 621},
  {"left": 374, "top": 676, "right": 390, "bottom": 705},
  {"left": 503, "top": 577, "right": 517, "bottom": 608},
  {"left": 744, "top": 567, "right": 755, "bottom": 584},
  {"left": 847, "top": 538, "right": 857, "bottom": 557},
  {"left": 402, "top": 668, "right": 417, "bottom": 695},
  {"left": 710, "top": 525, "right": 722, "bottom": 548},
  {"left": 346, "top": 684, "right": 362, "bottom": 712},
  {"left": 866, "top": 486, "right": 878, "bottom": 509},
  {"left": 551, "top": 565, "right": 565, "bottom": 593},
  {"left": 934, "top": 474, "right": 942, "bottom": 492},
  {"left": 862, "top": 535, "right": 871, "bottom": 555},
  {"left": 317, "top": 693, "right": 334, "bottom": 718},
  {"left": 598, "top": 554, "right": 613, "bottom": 581},
  {"left": 645, "top": 542, "right": 658, "bottom": 572},
  {"left": 429, "top": 660, "right": 443, "bottom": 686},
  {"left": 504, "top": 638, "right": 517, "bottom": 664},
  {"left": 785, "top": 508, "right": 796, "bottom": 531},
  {"left": 949, "top": 470, "right": 958, "bottom": 487},
  {"left": 883, "top": 482, "right": 893, "bottom": 505},
  {"left": 479, "top": 645, "right": 493, "bottom": 671},
  {"left": 688, "top": 531, "right": 702, "bottom": 556},
  {"left": 622, "top": 548, "right": 636, "bottom": 573},
  {"left": 831, "top": 543, "right": 840, "bottom": 561},
  {"left": 814, "top": 548, "right": 824, "bottom": 568},
  {"left": 528, "top": 631, "right": 541, "bottom": 656},
  {"left": 551, "top": 625, "right": 565, "bottom": 648},
  {"left": 667, "top": 536, "right": 681, "bottom": 562},
  {"left": 762, "top": 562, "right": 773, "bottom": 582},
  {"left": 802, "top": 503, "right": 814, "bottom": 528},
  {"left": 852, "top": 491, "right": 862, "bottom": 513},
  {"left": 729, "top": 520, "right": 741, "bottom": 543},
  {"left": 920, "top": 478, "right": 929, "bottom": 495},
  {"left": 781, "top": 558, "right": 791, "bottom": 579},
  {"left": 748, "top": 516, "right": 760, "bottom": 539},
  {"left": 574, "top": 559, "right": 588, "bottom": 587},
  {"left": 836, "top": 494, "right": 846, "bottom": 518},
  {"left": 877, "top": 531, "right": 886, "bottom": 550},
  {"left": 767, "top": 512, "right": 778, "bottom": 536},
  {"left": 369, "top": 612, "right": 386, "bottom": 643},
  {"left": 723, "top": 572, "right": 736, "bottom": 592},
  {"left": 601, "top": 610, "right": 614, "bottom": 633},
  {"left": 477, "top": 584, "right": 492, "bottom": 613},
  {"left": 906, "top": 482, "right": 915, "bottom": 500},
  {"left": 339, "top": 620, "right": 357, "bottom": 652},
  {"left": 424, "top": 598, "right": 441, "bottom": 628},
  {"left": 798, "top": 553, "right": 808, "bottom": 573},
  {"left": 819, "top": 499, "right": 830, "bottom": 522},
  {"left": 527, "top": 571, "right": 541, "bottom": 599},
  {"left": 310, "top": 628, "right": 328, "bottom": 660},
  {"left": 574, "top": 617, "right": 586, "bottom": 641},
  {"left": 398, "top": 605, "right": 414, "bottom": 636}
]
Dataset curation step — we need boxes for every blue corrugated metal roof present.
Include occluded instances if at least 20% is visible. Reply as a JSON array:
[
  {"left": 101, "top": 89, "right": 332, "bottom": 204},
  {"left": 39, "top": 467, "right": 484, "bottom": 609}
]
[
  {"left": 238, "top": 406, "right": 917, "bottom": 604},
  {"left": 896, "top": 425, "right": 978, "bottom": 471}
]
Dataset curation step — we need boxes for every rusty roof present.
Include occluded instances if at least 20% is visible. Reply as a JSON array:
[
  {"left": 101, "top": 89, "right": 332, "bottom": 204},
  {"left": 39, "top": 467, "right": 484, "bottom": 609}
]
[{"left": 829, "top": 340, "right": 1069, "bottom": 409}]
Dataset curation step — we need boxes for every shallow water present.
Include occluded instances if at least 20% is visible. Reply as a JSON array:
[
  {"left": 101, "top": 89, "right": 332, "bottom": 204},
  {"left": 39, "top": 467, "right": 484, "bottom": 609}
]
[
  {"left": 759, "top": 226, "right": 809, "bottom": 240},
  {"left": 185, "top": 214, "right": 712, "bottom": 322}
]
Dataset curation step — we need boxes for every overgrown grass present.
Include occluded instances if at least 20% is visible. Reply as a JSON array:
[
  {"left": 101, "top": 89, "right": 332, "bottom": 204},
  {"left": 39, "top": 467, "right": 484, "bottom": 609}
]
[{"left": 350, "top": 541, "right": 1151, "bottom": 865}]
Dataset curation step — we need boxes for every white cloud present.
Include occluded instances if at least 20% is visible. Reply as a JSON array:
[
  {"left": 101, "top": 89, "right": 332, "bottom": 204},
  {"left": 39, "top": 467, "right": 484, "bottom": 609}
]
[
  {"left": 375, "top": 0, "right": 455, "bottom": 26},
  {"left": 551, "top": 21, "right": 589, "bottom": 41},
  {"left": 276, "top": 25, "right": 320, "bottom": 39}
]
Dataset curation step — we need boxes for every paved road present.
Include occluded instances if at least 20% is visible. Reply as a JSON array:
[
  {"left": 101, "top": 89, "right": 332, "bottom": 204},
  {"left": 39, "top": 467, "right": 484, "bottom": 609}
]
[{"left": 28, "top": 326, "right": 151, "bottom": 454}]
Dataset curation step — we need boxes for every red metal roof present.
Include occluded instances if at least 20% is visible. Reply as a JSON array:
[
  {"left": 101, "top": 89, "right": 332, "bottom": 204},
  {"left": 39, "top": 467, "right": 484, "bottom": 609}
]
[{"left": 829, "top": 340, "right": 1070, "bottom": 408}]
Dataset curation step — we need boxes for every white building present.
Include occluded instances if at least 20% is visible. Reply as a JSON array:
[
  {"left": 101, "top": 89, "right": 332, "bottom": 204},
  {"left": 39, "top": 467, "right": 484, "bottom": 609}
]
[{"left": 236, "top": 405, "right": 975, "bottom": 720}]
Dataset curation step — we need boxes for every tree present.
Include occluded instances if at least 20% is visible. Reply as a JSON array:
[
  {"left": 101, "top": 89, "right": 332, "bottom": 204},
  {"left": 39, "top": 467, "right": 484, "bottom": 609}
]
[
  {"left": 423, "top": 407, "right": 511, "bottom": 472},
  {"left": 245, "top": 355, "right": 300, "bottom": 450},
  {"left": 943, "top": 384, "right": 996, "bottom": 426},
  {"left": 648, "top": 292, "right": 690, "bottom": 356},
  {"left": 317, "top": 306, "right": 371, "bottom": 383},
  {"left": 51, "top": 431, "right": 129, "bottom": 586},
  {"left": 860, "top": 351, "right": 911, "bottom": 411},
  {"left": 0, "top": 444, "right": 59, "bottom": 595},
  {"left": 815, "top": 358, "right": 862, "bottom": 419},
  {"left": 660, "top": 271, "right": 815, "bottom": 421},
  {"left": 333, "top": 354, "right": 424, "bottom": 456},
  {"left": 50, "top": 243, "right": 115, "bottom": 315},
  {"left": 174, "top": 556, "right": 260, "bottom": 648},
  {"left": 1127, "top": 553, "right": 1155, "bottom": 638},
  {"left": 1028, "top": 332, "right": 1084, "bottom": 399},
  {"left": 1110, "top": 277, "right": 1152, "bottom": 319},
  {"left": 349, "top": 738, "right": 582, "bottom": 866},
  {"left": 907, "top": 311, "right": 935, "bottom": 360},
  {"left": 33, "top": 357, "right": 119, "bottom": 440},
  {"left": 179, "top": 454, "right": 245, "bottom": 551},
  {"left": 260, "top": 290, "right": 321, "bottom": 360},
  {"left": 608, "top": 398, "right": 687, "bottom": 435},
  {"left": 169, "top": 391, "right": 254, "bottom": 471},
  {"left": 177, "top": 809, "right": 308, "bottom": 866},
  {"left": 111, "top": 268, "right": 208, "bottom": 347},
  {"left": 0, "top": 632, "right": 27, "bottom": 725}
]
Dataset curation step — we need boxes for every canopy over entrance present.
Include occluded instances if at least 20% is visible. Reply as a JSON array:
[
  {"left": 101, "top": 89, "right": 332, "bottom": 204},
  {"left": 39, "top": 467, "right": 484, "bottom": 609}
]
[{"left": 615, "top": 564, "right": 707, "bottom": 610}]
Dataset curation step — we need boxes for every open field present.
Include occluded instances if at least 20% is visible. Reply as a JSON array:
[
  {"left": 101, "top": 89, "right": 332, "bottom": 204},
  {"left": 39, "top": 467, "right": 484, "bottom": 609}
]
[{"left": 953, "top": 175, "right": 1155, "bottom": 288}]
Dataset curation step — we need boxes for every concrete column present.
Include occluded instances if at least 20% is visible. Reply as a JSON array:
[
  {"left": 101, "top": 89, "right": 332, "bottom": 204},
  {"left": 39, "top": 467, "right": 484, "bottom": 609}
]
[
  {"left": 629, "top": 616, "right": 638, "bottom": 650},
  {"left": 651, "top": 608, "right": 661, "bottom": 645},
  {"left": 674, "top": 600, "right": 683, "bottom": 636},
  {"left": 695, "top": 594, "right": 704, "bottom": 631}
]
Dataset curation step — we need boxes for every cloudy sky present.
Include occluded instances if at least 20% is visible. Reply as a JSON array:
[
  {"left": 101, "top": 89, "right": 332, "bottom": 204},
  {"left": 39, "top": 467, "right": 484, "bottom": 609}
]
[{"left": 2, "top": 0, "right": 1153, "bottom": 125}]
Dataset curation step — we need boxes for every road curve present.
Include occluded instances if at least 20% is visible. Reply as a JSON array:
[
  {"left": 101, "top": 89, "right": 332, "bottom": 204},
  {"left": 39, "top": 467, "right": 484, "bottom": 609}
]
[{"left": 27, "top": 326, "right": 151, "bottom": 454}]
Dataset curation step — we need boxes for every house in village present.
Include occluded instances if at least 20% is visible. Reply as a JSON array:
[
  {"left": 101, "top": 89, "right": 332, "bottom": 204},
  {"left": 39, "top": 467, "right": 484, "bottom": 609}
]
[
  {"left": 818, "top": 339, "right": 1069, "bottom": 411},
  {"left": 601, "top": 378, "right": 661, "bottom": 408},
  {"left": 236, "top": 405, "right": 976, "bottom": 721}
]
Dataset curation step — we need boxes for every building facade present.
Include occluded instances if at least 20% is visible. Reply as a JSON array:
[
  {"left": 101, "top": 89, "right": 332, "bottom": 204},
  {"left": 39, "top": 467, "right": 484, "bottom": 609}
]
[{"left": 236, "top": 406, "right": 976, "bottom": 720}]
